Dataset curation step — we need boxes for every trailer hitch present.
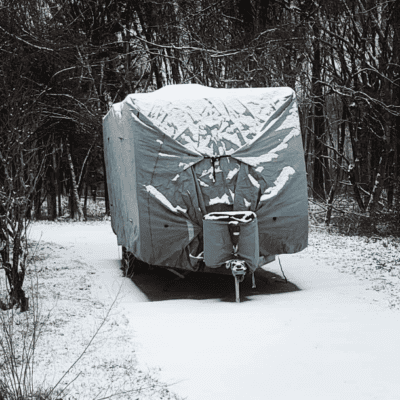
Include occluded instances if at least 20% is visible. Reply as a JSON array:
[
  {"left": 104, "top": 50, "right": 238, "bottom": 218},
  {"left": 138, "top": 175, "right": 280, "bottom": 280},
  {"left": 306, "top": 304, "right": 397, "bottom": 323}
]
[{"left": 226, "top": 259, "right": 247, "bottom": 303}]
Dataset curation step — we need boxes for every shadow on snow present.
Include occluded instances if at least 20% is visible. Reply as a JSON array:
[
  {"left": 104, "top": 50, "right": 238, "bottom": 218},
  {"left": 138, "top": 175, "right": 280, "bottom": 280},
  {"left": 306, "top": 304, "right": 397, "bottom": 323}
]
[{"left": 123, "top": 265, "right": 300, "bottom": 303}]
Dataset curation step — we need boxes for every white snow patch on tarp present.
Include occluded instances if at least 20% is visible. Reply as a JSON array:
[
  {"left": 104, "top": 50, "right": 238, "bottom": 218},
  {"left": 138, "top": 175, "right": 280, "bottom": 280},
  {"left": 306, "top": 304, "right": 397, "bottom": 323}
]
[
  {"left": 200, "top": 166, "right": 222, "bottom": 180},
  {"left": 159, "top": 153, "right": 179, "bottom": 158},
  {"left": 145, "top": 185, "right": 187, "bottom": 213},
  {"left": 248, "top": 174, "right": 260, "bottom": 188},
  {"left": 178, "top": 161, "right": 197, "bottom": 170},
  {"left": 238, "top": 153, "right": 276, "bottom": 166},
  {"left": 172, "top": 174, "right": 180, "bottom": 182},
  {"left": 213, "top": 166, "right": 222, "bottom": 177},
  {"left": 198, "top": 179, "right": 209, "bottom": 187},
  {"left": 209, "top": 193, "right": 231, "bottom": 206},
  {"left": 195, "top": 136, "right": 213, "bottom": 155},
  {"left": 200, "top": 167, "right": 213, "bottom": 178},
  {"left": 204, "top": 211, "right": 256, "bottom": 222},
  {"left": 237, "top": 128, "right": 300, "bottom": 167},
  {"left": 260, "top": 167, "right": 295, "bottom": 201},
  {"left": 128, "top": 86, "right": 295, "bottom": 157},
  {"left": 244, "top": 198, "right": 251, "bottom": 208},
  {"left": 227, "top": 167, "right": 240, "bottom": 180}
]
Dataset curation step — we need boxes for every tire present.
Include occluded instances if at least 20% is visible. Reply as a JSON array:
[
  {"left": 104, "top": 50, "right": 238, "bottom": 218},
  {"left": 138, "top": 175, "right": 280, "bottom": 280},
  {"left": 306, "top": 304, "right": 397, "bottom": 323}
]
[{"left": 121, "top": 247, "right": 148, "bottom": 276}]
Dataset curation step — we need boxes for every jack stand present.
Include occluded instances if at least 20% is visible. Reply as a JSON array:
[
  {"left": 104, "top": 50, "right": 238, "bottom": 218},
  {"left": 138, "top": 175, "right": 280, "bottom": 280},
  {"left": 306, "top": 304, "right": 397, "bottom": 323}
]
[
  {"left": 226, "top": 259, "right": 247, "bottom": 303},
  {"left": 251, "top": 272, "right": 256, "bottom": 289}
]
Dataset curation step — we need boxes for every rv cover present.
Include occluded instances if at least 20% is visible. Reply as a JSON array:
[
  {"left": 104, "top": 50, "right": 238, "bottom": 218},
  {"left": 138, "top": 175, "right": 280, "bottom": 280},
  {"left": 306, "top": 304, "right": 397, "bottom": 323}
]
[{"left": 103, "top": 84, "right": 308, "bottom": 271}]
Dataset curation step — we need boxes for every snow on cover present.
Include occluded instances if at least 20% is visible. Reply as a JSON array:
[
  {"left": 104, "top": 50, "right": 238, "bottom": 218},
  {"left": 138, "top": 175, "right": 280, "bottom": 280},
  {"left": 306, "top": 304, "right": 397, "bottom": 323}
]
[
  {"left": 145, "top": 185, "right": 187, "bottom": 213},
  {"left": 129, "top": 85, "right": 294, "bottom": 157},
  {"left": 236, "top": 127, "right": 300, "bottom": 167},
  {"left": 208, "top": 193, "right": 231, "bottom": 206},
  {"left": 248, "top": 174, "right": 260, "bottom": 188},
  {"left": 260, "top": 166, "right": 295, "bottom": 201},
  {"left": 226, "top": 166, "right": 240, "bottom": 180}
]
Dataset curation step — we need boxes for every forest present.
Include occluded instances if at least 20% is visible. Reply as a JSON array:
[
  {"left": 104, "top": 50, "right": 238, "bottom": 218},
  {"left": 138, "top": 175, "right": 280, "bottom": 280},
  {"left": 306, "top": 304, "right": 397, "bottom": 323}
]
[{"left": 0, "top": 0, "right": 399, "bottom": 308}]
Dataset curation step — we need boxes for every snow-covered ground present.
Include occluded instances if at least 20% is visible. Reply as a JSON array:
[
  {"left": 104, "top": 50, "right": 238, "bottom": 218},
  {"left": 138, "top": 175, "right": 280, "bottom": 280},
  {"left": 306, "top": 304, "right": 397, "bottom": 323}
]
[{"left": 5, "top": 221, "right": 400, "bottom": 400}]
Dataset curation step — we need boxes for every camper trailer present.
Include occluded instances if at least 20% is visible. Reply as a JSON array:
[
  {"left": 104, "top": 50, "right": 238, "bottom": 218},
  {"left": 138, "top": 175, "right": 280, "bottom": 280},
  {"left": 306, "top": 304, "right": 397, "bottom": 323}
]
[{"left": 103, "top": 84, "right": 308, "bottom": 302}]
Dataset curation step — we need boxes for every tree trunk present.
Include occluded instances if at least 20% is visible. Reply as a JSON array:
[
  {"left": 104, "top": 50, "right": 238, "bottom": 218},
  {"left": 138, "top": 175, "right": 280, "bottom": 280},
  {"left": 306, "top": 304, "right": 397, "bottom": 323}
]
[
  {"left": 69, "top": 190, "right": 74, "bottom": 219},
  {"left": 305, "top": 108, "right": 314, "bottom": 195},
  {"left": 83, "top": 182, "right": 89, "bottom": 220},
  {"left": 66, "top": 138, "right": 83, "bottom": 221},
  {"left": 78, "top": 138, "right": 95, "bottom": 197},
  {"left": 34, "top": 188, "right": 42, "bottom": 219},
  {"left": 348, "top": 165, "right": 365, "bottom": 212},
  {"left": 347, "top": 106, "right": 366, "bottom": 212},
  {"left": 170, "top": 48, "right": 181, "bottom": 84},
  {"left": 3, "top": 206, "right": 29, "bottom": 311},
  {"left": 91, "top": 185, "right": 97, "bottom": 202},
  {"left": 46, "top": 166, "right": 57, "bottom": 220},
  {"left": 25, "top": 191, "right": 35, "bottom": 219},
  {"left": 58, "top": 187, "right": 62, "bottom": 216},
  {"left": 325, "top": 105, "right": 347, "bottom": 225},
  {"left": 58, "top": 142, "right": 64, "bottom": 216},
  {"left": 53, "top": 147, "right": 60, "bottom": 218},
  {"left": 83, "top": 159, "right": 90, "bottom": 220},
  {"left": 310, "top": 22, "right": 327, "bottom": 201}
]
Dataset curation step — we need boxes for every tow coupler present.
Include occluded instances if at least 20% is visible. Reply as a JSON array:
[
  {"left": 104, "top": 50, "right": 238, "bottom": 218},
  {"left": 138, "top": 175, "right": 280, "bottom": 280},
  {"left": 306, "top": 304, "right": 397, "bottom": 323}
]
[
  {"left": 203, "top": 211, "right": 259, "bottom": 303},
  {"left": 226, "top": 258, "right": 247, "bottom": 303}
]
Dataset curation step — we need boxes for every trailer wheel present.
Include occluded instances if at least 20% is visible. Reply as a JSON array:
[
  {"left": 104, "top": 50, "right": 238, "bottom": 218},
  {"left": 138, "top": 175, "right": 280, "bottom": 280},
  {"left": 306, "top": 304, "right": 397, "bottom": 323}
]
[
  {"left": 121, "top": 247, "right": 148, "bottom": 277},
  {"left": 121, "top": 246, "right": 135, "bottom": 277}
]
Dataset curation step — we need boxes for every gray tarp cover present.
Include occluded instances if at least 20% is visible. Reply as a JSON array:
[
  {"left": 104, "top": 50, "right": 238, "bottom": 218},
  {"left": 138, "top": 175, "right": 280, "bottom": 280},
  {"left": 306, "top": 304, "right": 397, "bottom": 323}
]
[
  {"left": 203, "top": 212, "right": 259, "bottom": 272},
  {"left": 103, "top": 84, "right": 308, "bottom": 271}
]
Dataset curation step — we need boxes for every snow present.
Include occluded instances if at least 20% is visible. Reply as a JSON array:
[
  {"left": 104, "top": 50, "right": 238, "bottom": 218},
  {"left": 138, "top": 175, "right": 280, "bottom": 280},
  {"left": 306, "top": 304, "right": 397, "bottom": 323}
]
[
  {"left": 145, "top": 185, "right": 187, "bottom": 214},
  {"left": 5, "top": 222, "right": 179, "bottom": 400},
  {"left": 159, "top": 153, "right": 179, "bottom": 158},
  {"left": 226, "top": 167, "right": 240, "bottom": 180},
  {"left": 203, "top": 211, "right": 255, "bottom": 223},
  {"left": 235, "top": 151, "right": 278, "bottom": 165},
  {"left": 236, "top": 127, "right": 300, "bottom": 167},
  {"left": 113, "top": 102, "right": 123, "bottom": 118},
  {"left": 260, "top": 166, "right": 295, "bottom": 201},
  {"left": 126, "top": 255, "right": 400, "bottom": 400},
  {"left": 198, "top": 179, "right": 209, "bottom": 187},
  {"left": 123, "top": 86, "right": 295, "bottom": 158},
  {"left": 248, "top": 174, "right": 260, "bottom": 188},
  {"left": 178, "top": 162, "right": 193, "bottom": 170},
  {"left": 208, "top": 193, "right": 231, "bottom": 206},
  {"left": 200, "top": 165, "right": 222, "bottom": 180},
  {"left": 200, "top": 166, "right": 213, "bottom": 179},
  {"left": 10, "top": 221, "right": 400, "bottom": 400}
]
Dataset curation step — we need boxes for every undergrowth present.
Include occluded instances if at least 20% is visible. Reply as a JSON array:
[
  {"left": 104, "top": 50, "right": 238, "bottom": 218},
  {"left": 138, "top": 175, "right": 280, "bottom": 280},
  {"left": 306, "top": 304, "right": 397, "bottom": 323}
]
[{"left": 309, "top": 195, "right": 400, "bottom": 237}]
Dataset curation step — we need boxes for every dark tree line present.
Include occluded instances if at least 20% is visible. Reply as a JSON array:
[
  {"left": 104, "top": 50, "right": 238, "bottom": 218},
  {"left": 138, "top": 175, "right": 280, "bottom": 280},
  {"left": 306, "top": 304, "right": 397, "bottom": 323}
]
[{"left": 1, "top": 0, "right": 400, "bottom": 309}]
